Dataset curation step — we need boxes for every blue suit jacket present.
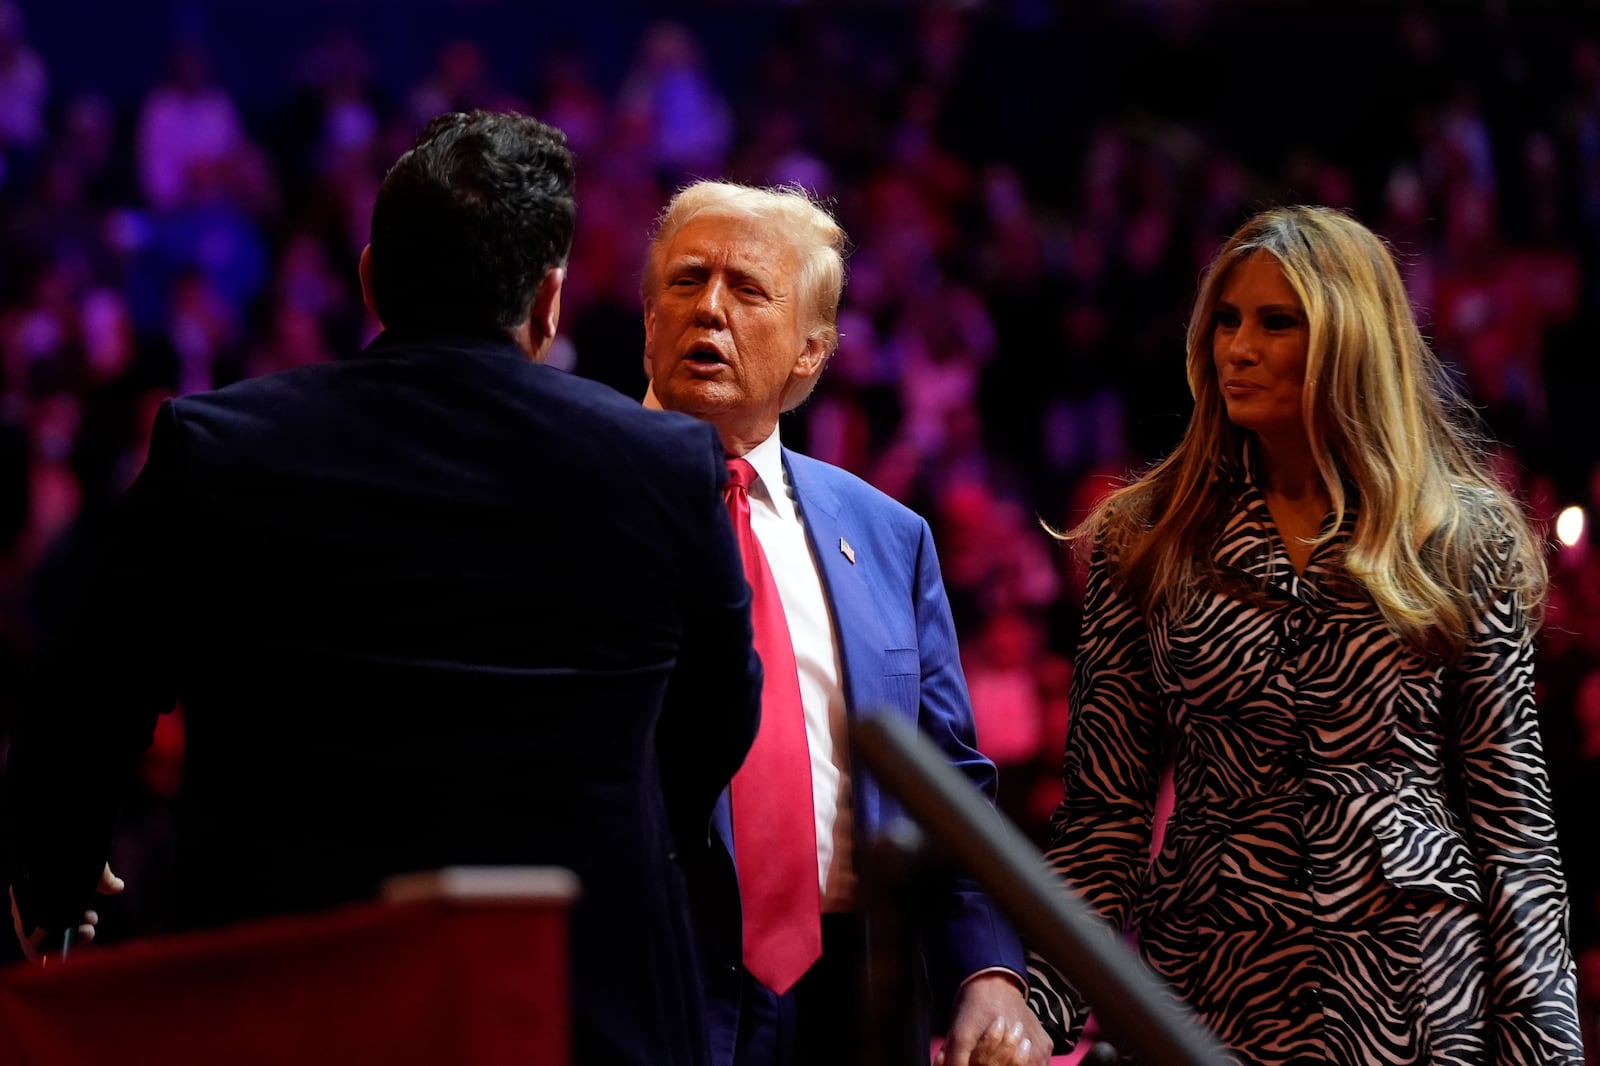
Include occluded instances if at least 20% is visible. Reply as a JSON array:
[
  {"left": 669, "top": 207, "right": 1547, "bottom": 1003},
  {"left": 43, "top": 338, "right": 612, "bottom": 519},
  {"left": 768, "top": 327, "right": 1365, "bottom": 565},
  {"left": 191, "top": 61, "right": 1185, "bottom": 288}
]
[{"left": 690, "top": 447, "right": 1026, "bottom": 1066}]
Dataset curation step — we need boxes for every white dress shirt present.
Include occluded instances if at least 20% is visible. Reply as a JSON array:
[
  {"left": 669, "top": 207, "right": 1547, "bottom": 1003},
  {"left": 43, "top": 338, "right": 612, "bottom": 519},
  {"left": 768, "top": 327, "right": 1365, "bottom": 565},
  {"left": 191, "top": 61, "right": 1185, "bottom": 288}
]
[{"left": 740, "top": 429, "right": 856, "bottom": 912}]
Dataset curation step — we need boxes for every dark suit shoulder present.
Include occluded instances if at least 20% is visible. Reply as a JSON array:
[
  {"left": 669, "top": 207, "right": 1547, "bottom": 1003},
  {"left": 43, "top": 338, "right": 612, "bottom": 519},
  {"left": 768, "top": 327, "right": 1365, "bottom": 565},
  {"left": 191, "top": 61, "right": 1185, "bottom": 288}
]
[
  {"left": 536, "top": 368, "right": 723, "bottom": 460},
  {"left": 164, "top": 338, "right": 723, "bottom": 483},
  {"left": 169, "top": 358, "right": 345, "bottom": 416}
]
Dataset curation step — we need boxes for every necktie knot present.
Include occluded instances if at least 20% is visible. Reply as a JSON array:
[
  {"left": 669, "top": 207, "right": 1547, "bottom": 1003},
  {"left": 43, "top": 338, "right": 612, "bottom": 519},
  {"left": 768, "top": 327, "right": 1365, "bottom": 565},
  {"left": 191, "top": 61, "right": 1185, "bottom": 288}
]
[{"left": 725, "top": 456, "right": 757, "bottom": 494}]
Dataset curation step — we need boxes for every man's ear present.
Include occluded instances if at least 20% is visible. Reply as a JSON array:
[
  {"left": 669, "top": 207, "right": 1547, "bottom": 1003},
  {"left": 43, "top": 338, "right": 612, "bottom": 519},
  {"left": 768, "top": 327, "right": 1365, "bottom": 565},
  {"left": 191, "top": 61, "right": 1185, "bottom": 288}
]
[
  {"left": 792, "top": 334, "right": 829, "bottom": 381},
  {"left": 530, "top": 266, "right": 565, "bottom": 348},
  {"left": 358, "top": 245, "right": 380, "bottom": 323},
  {"left": 778, "top": 334, "right": 832, "bottom": 413}
]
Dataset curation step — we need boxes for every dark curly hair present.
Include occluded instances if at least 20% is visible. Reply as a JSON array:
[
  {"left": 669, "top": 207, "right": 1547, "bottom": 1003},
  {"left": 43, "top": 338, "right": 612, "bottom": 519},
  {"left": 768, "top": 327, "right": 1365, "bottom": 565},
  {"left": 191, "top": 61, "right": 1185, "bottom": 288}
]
[{"left": 367, "top": 110, "right": 576, "bottom": 332}]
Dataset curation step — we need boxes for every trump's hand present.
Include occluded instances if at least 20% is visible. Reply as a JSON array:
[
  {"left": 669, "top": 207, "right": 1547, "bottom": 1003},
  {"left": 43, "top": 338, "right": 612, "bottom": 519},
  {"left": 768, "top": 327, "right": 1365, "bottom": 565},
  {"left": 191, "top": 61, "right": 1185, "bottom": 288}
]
[
  {"left": 10, "top": 863, "right": 125, "bottom": 964},
  {"left": 937, "top": 973, "right": 1051, "bottom": 1066}
]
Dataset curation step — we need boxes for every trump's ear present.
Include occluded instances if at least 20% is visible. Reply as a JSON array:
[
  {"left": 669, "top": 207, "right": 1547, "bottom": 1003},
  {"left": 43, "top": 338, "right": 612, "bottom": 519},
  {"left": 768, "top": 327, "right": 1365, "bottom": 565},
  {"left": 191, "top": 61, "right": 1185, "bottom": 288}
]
[
  {"left": 794, "top": 334, "right": 829, "bottom": 378},
  {"left": 778, "top": 334, "right": 832, "bottom": 413}
]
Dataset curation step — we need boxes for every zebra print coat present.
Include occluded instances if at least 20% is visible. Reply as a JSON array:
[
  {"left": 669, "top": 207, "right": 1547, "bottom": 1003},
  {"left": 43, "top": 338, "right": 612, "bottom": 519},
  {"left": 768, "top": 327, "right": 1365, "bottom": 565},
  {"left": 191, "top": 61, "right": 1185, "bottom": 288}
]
[{"left": 1026, "top": 481, "right": 1583, "bottom": 1065}]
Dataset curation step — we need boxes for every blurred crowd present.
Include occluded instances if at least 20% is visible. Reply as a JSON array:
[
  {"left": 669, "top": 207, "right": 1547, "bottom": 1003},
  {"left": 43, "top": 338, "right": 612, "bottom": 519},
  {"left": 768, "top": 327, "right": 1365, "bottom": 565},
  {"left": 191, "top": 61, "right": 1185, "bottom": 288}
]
[{"left": 0, "top": 0, "right": 1598, "bottom": 1039}]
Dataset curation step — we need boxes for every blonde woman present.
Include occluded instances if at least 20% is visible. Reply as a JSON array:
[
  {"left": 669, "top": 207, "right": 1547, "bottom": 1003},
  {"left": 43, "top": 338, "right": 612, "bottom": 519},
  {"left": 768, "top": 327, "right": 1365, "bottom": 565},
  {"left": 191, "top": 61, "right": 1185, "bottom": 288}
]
[{"left": 1027, "top": 205, "right": 1581, "bottom": 1064}]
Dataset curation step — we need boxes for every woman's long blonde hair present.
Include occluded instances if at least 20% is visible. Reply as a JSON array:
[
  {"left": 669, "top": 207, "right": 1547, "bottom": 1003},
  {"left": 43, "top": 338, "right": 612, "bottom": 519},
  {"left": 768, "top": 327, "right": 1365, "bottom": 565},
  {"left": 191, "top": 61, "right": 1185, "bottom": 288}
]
[{"left": 1060, "top": 204, "right": 1546, "bottom": 661}]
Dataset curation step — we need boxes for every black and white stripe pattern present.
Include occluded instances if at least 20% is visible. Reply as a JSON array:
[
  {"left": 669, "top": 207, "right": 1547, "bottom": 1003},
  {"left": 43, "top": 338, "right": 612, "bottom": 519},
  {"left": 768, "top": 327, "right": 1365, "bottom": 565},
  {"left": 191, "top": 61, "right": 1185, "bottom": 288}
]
[{"left": 1026, "top": 484, "right": 1583, "bottom": 1065}]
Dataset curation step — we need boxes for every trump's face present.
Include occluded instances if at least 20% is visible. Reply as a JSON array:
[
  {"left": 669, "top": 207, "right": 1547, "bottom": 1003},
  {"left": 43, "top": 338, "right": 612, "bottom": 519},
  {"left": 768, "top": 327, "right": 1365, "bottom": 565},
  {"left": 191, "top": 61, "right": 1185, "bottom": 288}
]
[{"left": 643, "top": 210, "right": 826, "bottom": 454}]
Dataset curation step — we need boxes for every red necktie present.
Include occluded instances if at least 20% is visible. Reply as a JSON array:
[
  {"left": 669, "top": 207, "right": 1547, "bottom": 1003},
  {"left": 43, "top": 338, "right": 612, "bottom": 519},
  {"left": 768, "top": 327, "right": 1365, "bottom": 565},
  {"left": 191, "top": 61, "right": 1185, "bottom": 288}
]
[{"left": 723, "top": 456, "right": 822, "bottom": 994}]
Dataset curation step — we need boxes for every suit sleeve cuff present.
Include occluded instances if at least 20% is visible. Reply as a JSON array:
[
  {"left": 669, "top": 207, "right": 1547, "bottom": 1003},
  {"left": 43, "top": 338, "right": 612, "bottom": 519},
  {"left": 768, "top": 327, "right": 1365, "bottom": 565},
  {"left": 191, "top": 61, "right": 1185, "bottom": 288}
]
[{"left": 960, "top": 966, "right": 1028, "bottom": 997}]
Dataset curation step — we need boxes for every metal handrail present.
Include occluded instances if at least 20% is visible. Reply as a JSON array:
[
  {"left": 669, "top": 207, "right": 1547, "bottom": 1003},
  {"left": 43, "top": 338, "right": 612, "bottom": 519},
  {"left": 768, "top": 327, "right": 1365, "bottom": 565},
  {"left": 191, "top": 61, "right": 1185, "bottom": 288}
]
[{"left": 851, "top": 713, "right": 1231, "bottom": 1066}]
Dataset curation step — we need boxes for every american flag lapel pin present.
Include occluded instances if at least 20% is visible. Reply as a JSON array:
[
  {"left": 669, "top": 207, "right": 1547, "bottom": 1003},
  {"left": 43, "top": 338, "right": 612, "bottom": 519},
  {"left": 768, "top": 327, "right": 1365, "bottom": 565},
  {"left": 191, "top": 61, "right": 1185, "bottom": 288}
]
[{"left": 840, "top": 537, "right": 856, "bottom": 564}]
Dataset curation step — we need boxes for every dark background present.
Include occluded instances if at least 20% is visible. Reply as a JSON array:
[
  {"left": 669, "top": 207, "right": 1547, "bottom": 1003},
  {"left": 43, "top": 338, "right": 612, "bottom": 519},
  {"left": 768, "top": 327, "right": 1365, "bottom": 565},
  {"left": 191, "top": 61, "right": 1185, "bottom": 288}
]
[{"left": 2, "top": 0, "right": 1598, "bottom": 1042}]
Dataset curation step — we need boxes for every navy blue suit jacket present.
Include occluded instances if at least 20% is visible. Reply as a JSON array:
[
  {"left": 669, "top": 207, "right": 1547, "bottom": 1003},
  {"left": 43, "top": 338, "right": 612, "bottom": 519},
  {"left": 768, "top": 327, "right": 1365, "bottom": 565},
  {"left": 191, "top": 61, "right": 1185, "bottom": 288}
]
[
  {"left": 3, "top": 330, "right": 762, "bottom": 1066},
  {"left": 689, "top": 447, "right": 1026, "bottom": 1066}
]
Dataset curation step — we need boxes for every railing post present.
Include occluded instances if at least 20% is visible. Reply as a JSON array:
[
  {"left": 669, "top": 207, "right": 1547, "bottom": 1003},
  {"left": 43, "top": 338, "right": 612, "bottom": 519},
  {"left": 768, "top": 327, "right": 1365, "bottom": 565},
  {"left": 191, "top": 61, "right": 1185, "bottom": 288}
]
[{"left": 858, "top": 816, "right": 934, "bottom": 1066}]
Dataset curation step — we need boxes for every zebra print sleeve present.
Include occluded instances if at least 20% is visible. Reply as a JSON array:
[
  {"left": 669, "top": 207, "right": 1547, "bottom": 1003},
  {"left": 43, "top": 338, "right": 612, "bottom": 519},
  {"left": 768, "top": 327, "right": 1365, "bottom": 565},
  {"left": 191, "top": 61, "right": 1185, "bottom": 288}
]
[
  {"left": 1025, "top": 546, "right": 1166, "bottom": 1052},
  {"left": 1448, "top": 533, "right": 1583, "bottom": 1064}
]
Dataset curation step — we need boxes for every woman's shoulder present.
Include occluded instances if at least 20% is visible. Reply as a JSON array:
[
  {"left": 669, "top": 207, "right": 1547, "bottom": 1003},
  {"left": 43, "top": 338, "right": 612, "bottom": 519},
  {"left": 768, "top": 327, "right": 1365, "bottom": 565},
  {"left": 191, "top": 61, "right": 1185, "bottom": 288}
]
[
  {"left": 1444, "top": 480, "right": 1546, "bottom": 609},
  {"left": 1087, "top": 494, "right": 1147, "bottom": 565},
  {"left": 1448, "top": 481, "right": 1528, "bottom": 554},
  {"left": 1452, "top": 480, "right": 1511, "bottom": 519}
]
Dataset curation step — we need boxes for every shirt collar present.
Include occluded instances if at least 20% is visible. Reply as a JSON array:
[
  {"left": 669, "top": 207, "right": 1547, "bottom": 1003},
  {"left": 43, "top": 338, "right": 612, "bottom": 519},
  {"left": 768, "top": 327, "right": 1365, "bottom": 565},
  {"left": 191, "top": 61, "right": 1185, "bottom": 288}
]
[{"left": 740, "top": 427, "right": 796, "bottom": 521}]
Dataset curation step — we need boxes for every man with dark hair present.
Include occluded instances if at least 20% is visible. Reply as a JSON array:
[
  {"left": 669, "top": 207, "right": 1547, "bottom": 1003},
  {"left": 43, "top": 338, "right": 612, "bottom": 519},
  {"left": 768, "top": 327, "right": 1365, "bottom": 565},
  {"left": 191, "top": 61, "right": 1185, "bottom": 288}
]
[
  {"left": 4, "top": 110, "right": 761, "bottom": 1066},
  {"left": 364, "top": 110, "right": 577, "bottom": 333}
]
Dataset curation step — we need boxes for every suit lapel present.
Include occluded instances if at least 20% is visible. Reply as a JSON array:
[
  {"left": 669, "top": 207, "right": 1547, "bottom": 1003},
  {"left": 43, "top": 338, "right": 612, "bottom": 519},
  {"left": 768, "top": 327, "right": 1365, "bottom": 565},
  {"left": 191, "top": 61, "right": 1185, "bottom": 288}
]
[
  {"left": 782, "top": 451, "right": 893, "bottom": 709},
  {"left": 784, "top": 450, "right": 895, "bottom": 830}
]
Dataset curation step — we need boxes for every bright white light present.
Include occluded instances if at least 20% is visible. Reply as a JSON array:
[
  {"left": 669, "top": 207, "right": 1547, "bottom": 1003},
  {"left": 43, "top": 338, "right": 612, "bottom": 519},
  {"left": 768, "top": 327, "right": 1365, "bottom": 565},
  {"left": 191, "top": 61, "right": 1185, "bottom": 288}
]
[{"left": 1556, "top": 506, "right": 1585, "bottom": 548}]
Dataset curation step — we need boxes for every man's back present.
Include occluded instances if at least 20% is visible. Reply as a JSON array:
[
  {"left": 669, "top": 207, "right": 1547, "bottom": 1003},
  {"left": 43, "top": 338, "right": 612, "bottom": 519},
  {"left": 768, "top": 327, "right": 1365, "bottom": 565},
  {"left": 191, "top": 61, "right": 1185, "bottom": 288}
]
[{"left": 7, "top": 331, "right": 760, "bottom": 1065}]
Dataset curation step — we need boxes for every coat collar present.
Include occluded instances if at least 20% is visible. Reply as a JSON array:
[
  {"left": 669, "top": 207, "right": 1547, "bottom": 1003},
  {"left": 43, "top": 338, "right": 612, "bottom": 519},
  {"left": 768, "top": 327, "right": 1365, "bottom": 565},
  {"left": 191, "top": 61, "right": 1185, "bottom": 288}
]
[{"left": 358, "top": 326, "right": 530, "bottom": 363}]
